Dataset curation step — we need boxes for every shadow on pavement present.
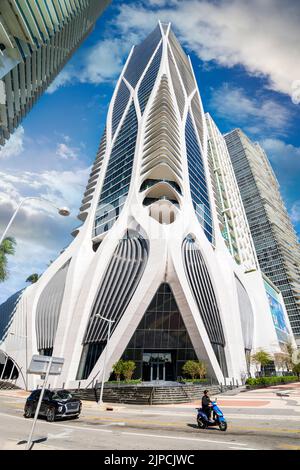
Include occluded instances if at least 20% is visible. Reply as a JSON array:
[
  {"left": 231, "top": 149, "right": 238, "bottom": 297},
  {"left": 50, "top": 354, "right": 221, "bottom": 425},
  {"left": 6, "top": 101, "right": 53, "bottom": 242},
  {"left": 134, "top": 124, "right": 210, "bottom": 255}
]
[{"left": 17, "top": 437, "right": 47, "bottom": 450}]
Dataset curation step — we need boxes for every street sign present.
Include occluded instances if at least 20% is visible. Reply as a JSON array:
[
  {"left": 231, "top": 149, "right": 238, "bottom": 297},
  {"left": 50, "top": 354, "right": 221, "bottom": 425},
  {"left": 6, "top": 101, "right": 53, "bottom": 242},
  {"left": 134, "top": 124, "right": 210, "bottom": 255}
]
[
  {"left": 27, "top": 355, "right": 64, "bottom": 376},
  {"left": 25, "top": 354, "right": 64, "bottom": 450}
]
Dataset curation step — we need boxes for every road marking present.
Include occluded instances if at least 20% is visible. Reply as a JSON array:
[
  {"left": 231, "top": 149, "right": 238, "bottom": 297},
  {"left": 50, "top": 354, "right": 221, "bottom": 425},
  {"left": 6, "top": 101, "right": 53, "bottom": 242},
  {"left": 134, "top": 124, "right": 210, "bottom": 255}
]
[
  {"left": 5, "top": 403, "right": 300, "bottom": 422},
  {"left": 100, "top": 422, "right": 126, "bottom": 427},
  {"left": 0, "top": 412, "right": 113, "bottom": 433},
  {"left": 0, "top": 411, "right": 252, "bottom": 448},
  {"left": 79, "top": 414, "right": 300, "bottom": 434},
  {"left": 0, "top": 411, "right": 251, "bottom": 449},
  {"left": 109, "top": 409, "right": 300, "bottom": 421},
  {"left": 121, "top": 431, "right": 248, "bottom": 447},
  {"left": 278, "top": 444, "right": 300, "bottom": 450},
  {"left": 59, "top": 425, "right": 113, "bottom": 433},
  {"left": 226, "top": 414, "right": 300, "bottom": 421},
  {"left": 0, "top": 411, "right": 299, "bottom": 437},
  {"left": 47, "top": 429, "right": 73, "bottom": 440},
  {"left": 232, "top": 425, "right": 300, "bottom": 434},
  {"left": 229, "top": 447, "right": 255, "bottom": 450},
  {"left": 0, "top": 412, "right": 30, "bottom": 421},
  {"left": 87, "top": 416, "right": 187, "bottom": 427}
]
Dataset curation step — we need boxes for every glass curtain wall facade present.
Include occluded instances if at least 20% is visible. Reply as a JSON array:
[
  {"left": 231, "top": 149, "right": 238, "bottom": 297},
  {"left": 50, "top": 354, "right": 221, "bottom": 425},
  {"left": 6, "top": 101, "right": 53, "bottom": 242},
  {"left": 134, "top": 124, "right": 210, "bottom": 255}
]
[
  {"left": 0, "top": 0, "right": 111, "bottom": 145},
  {"left": 94, "top": 102, "right": 138, "bottom": 236},
  {"left": 225, "top": 129, "right": 300, "bottom": 344},
  {"left": 186, "top": 112, "right": 214, "bottom": 243},
  {"left": 122, "top": 283, "right": 198, "bottom": 381}
]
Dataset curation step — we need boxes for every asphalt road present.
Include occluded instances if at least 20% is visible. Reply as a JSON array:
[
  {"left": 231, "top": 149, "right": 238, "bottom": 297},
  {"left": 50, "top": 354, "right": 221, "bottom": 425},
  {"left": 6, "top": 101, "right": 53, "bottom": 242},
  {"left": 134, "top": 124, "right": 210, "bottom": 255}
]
[{"left": 0, "top": 385, "right": 300, "bottom": 451}]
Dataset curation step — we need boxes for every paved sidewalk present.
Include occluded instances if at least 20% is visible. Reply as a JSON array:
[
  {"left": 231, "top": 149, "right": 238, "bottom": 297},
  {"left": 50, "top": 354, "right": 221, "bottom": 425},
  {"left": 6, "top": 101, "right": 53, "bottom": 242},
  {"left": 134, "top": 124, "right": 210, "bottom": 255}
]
[{"left": 1, "top": 381, "right": 299, "bottom": 414}]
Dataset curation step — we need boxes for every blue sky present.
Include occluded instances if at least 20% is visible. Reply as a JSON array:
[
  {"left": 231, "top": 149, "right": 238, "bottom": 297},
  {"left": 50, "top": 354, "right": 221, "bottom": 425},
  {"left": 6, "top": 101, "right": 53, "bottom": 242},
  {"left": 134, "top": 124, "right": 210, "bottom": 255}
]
[{"left": 0, "top": 0, "right": 299, "bottom": 303}]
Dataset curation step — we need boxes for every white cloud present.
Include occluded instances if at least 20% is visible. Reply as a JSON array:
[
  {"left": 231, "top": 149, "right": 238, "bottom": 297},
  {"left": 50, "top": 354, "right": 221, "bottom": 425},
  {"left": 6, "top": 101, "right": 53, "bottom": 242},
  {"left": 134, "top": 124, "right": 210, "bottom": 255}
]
[
  {"left": 210, "top": 84, "right": 291, "bottom": 135},
  {"left": 0, "top": 166, "right": 90, "bottom": 303},
  {"left": 0, "top": 167, "right": 90, "bottom": 217},
  {"left": 0, "top": 126, "right": 24, "bottom": 159},
  {"left": 46, "top": 38, "right": 134, "bottom": 93},
  {"left": 80, "top": 39, "right": 131, "bottom": 84},
  {"left": 115, "top": 0, "right": 300, "bottom": 98},
  {"left": 0, "top": 239, "right": 58, "bottom": 304},
  {"left": 47, "top": 68, "right": 75, "bottom": 94},
  {"left": 46, "top": 0, "right": 300, "bottom": 100},
  {"left": 260, "top": 138, "right": 300, "bottom": 172},
  {"left": 290, "top": 201, "right": 300, "bottom": 224},
  {"left": 56, "top": 142, "right": 78, "bottom": 160}
]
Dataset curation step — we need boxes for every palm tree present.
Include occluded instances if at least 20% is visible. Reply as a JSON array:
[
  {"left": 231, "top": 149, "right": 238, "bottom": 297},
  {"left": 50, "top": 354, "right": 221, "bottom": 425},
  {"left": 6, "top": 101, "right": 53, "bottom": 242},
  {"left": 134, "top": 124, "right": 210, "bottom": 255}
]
[
  {"left": 26, "top": 273, "right": 40, "bottom": 284},
  {"left": 251, "top": 349, "right": 273, "bottom": 377},
  {"left": 0, "top": 237, "right": 16, "bottom": 282}
]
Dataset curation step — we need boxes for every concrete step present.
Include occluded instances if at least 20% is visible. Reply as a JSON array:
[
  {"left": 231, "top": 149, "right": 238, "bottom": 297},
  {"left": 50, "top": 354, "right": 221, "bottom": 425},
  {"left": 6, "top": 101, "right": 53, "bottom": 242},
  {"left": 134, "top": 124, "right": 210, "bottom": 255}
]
[
  {"left": 69, "top": 383, "right": 223, "bottom": 405},
  {"left": 0, "top": 380, "right": 21, "bottom": 390}
]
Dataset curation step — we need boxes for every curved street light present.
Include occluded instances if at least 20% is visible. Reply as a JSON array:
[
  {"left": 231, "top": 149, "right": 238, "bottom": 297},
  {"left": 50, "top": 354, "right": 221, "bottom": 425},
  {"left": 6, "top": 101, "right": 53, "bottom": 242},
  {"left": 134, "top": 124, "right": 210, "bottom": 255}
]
[
  {"left": 0, "top": 197, "right": 70, "bottom": 391},
  {"left": 0, "top": 196, "right": 71, "bottom": 246},
  {"left": 94, "top": 313, "right": 115, "bottom": 406},
  {"left": 58, "top": 207, "right": 71, "bottom": 217}
]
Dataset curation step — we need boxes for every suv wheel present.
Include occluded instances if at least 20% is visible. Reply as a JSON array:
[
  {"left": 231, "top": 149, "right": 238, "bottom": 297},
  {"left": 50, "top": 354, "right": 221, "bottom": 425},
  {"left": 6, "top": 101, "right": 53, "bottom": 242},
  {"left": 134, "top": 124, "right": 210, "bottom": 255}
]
[
  {"left": 46, "top": 407, "right": 55, "bottom": 422},
  {"left": 24, "top": 405, "right": 33, "bottom": 418}
]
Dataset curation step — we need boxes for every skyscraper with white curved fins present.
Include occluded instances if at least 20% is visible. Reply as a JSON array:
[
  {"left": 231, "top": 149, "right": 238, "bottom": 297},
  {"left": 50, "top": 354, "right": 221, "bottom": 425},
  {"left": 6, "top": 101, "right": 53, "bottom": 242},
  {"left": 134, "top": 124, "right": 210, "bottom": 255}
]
[{"left": 0, "top": 23, "right": 294, "bottom": 390}]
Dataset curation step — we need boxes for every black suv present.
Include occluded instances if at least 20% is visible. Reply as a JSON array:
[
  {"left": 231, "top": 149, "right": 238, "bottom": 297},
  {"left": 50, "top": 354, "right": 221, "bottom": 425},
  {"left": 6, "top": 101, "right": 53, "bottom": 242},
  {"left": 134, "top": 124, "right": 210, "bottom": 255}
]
[{"left": 24, "top": 389, "right": 82, "bottom": 422}]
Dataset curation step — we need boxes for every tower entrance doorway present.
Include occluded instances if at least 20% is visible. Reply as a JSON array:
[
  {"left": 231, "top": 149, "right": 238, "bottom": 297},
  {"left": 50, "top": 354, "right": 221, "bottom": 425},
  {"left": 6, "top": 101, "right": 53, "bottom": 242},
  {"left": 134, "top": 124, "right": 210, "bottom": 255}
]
[
  {"left": 142, "top": 351, "right": 175, "bottom": 382},
  {"left": 121, "top": 284, "right": 198, "bottom": 381}
]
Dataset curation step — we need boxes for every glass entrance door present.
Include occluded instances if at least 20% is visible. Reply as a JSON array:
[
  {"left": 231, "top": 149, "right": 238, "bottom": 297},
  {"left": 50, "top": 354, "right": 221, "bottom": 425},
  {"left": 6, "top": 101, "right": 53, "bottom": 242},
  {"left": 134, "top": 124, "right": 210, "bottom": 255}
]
[
  {"left": 142, "top": 351, "right": 175, "bottom": 381},
  {"left": 150, "top": 361, "right": 165, "bottom": 381}
]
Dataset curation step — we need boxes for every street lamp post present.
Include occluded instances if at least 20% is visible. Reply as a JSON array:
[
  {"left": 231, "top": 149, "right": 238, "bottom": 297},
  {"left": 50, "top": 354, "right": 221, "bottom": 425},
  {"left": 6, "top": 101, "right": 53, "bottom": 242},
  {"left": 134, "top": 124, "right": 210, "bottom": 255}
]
[
  {"left": 95, "top": 314, "right": 115, "bottom": 405},
  {"left": 1, "top": 197, "right": 70, "bottom": 390},
  {"left": 0, "top": 196, "right": 70, "bottom": 247}
]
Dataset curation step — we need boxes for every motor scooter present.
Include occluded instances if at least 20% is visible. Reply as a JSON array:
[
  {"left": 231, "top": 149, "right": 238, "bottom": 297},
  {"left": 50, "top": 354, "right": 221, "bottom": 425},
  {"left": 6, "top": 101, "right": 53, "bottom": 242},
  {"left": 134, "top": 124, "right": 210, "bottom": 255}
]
[{"left": 197, "top": 399, "right": 227, "bottom": 431}]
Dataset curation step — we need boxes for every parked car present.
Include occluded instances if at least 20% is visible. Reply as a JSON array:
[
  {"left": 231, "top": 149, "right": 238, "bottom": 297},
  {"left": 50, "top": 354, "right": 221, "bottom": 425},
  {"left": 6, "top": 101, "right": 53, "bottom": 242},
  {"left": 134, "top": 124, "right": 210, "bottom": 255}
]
[{"left": 24, "top": 389, "right": 82, "bottom": 422}]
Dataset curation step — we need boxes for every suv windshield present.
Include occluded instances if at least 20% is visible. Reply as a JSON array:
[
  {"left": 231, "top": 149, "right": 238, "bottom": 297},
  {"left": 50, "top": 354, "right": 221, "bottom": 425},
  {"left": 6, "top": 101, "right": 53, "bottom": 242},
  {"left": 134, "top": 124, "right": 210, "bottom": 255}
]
[{"left": 51, "top": 390, "right": 73, "bottom": 401}]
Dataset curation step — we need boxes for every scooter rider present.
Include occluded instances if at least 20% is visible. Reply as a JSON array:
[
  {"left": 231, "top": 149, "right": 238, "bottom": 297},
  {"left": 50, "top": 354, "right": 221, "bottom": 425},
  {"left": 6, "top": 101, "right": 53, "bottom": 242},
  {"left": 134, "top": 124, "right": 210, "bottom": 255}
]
[{"left": 201, "top": 389, "right": 213, "bottom": 422}]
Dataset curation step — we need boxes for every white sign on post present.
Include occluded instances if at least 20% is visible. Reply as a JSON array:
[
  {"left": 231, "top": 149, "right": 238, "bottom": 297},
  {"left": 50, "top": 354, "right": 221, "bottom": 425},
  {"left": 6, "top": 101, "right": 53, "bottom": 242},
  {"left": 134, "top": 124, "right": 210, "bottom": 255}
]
[
  {"left": 27, "top": 354, "right": 64, "bottom": 376},
  {"left": 25, "top": 354, "right": 64, "bottom": 450}
]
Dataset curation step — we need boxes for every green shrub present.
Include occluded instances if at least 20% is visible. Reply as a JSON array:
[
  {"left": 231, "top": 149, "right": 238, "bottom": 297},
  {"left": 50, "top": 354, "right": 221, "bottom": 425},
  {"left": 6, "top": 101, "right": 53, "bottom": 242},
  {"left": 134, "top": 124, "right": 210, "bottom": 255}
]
[
  {"left": 182, "top": 361, "right": 198, "bottom": 379},
  {"left": 112, "top": 360, "right": 125, "bottom": 381},
  {"left": 245, "top": 377, "right": 256, "bottom": 386},
  {"left": 182, "top": 360, "right": 207, "bottom": 379},
  {"left": 292, "top": 362, "right": 300, "bottom": 379},
  {"left": 122, "top": 360, "right": 136, "bottom": 381},
  {"left": 246, "top": 375, "right": 298, "bottom": 387},
  {"left": 111, "top": 360, "right": 136, "bottom": 381}
]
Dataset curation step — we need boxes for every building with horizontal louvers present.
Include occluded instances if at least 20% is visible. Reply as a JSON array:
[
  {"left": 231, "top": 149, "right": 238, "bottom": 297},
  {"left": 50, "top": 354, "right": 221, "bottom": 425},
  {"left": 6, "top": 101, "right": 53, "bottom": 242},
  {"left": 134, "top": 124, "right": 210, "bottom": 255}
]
[
  {"left": 0, "top": 0, "right": 111, "bottom": 145},
  {"left": 206, "top": 113, "right": 258, "bottom": 271},
  {"left": 0, "top": 23, "right": 295, "bottom": 390},
  {"left": 224, "top": 129, "right": 300, "bottom": 346}
]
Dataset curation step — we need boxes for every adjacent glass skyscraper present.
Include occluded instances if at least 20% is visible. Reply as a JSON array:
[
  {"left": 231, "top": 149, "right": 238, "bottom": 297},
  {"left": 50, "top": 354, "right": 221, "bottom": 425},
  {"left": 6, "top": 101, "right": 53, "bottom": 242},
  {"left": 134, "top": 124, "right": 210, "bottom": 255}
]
[
  {"left": 0, "top": 23, "right": 294, "bottom": 390},
  {"left": 225, "top": 129, "right": 300, "bottom": 345},
  {"left": 206, "top": 113, "right": 257, "bottom": 271},
  {"left": 0, "top": 0, "right": 110, "bottom": 145}
]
